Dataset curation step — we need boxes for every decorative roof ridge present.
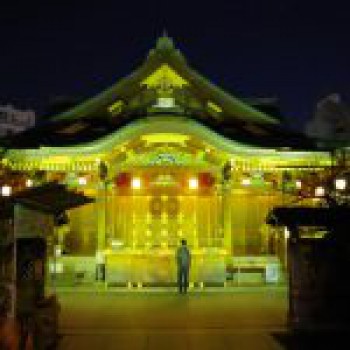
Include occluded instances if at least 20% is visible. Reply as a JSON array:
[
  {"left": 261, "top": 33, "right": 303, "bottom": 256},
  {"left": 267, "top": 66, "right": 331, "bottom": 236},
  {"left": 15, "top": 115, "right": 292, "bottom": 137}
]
[
  {"left": 156, "top": 31, "right": 175, "bottom": 51},
  {"left": 147, "top": 33, "right": 186, "bottom": 63},
  {"left": 50, "top": 35, "right": 279, "bottom": 126}
]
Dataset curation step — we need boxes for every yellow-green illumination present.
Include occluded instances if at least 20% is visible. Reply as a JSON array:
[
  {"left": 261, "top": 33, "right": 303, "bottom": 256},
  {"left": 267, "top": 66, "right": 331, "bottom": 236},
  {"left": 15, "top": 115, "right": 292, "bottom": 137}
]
[
  {"left": 141, "top": 64, "right": 189, "bottom": 89},
  {"left": 141, "top": 133, "right": 189, "bottom": 144},
  {"left": 284, "top": 227, "right": 290, "bottom": 239},
  {"left": 207, "top": 101, "right": 223, "bottom": 113},
  {"left": 241, "top": 178, "right": 251, "bottom": 186}
]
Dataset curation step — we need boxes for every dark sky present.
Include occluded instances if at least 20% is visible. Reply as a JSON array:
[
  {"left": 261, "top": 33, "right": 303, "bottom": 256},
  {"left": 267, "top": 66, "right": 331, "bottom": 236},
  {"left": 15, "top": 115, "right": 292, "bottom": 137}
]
[{"left": 0, "top": 1, "right": 349, "bottom": 131}]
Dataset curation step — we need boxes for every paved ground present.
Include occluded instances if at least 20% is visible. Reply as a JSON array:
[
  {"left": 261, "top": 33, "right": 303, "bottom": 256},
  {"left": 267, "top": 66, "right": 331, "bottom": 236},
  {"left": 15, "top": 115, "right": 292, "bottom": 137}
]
[{"left": 56, "top": 286, "right": 289, "bottom": 350}]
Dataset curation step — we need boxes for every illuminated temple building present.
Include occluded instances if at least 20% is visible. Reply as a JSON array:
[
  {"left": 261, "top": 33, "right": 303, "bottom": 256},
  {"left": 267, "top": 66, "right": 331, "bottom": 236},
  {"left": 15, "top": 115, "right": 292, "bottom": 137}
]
[{"left": 0, "top": 36, "right": 332, "bottom": 286}]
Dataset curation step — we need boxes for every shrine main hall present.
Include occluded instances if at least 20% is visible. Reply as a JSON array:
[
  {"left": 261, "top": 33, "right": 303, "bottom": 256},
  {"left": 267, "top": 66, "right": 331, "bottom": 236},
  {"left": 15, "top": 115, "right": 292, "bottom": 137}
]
[{"left": 0, "top": 36, "right": 331, "bottom": 286}]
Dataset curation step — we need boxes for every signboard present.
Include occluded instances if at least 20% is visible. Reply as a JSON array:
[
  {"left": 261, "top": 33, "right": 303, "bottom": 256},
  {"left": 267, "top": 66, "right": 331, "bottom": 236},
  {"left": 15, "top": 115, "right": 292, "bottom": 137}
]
[{"left": 265, "top": 263, "right": 280, "bottom": 283}]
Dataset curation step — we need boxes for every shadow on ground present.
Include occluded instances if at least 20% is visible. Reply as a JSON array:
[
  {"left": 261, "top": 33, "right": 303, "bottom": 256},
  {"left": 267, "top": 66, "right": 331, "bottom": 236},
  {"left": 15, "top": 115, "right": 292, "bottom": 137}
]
[{"left": 272, "top": 330, "right": 349, "bottom": 350}]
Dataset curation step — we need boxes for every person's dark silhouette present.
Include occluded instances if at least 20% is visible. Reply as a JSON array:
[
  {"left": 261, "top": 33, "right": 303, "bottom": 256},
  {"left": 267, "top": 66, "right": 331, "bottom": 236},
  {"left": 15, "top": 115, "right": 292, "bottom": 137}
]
[{"left": 176, "top": 239, "right": 191, "bottom": 294}]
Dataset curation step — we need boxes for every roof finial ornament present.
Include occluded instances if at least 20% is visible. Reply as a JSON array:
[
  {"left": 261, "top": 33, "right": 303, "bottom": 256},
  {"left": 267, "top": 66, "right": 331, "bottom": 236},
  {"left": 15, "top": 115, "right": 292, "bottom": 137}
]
[
  {"left": 162, "top": 28, "right": 168, "bottom": 38},
  {"left": 156, "top": 30, "right": 175, "bottom": 51}
]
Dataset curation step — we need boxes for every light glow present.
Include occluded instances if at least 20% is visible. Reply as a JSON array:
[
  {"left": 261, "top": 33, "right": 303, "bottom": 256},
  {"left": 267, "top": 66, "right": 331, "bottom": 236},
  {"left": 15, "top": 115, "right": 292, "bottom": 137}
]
[
  {"left": 78, "top": 177, "right": 87, "bottom": 185},
  {"left": 295, "top": 180, "right": 302, "bottom": 189},
  {"left": 156, "top": 97, "right": 175, "bottom": 108},
  {"left": 1, "top": 185, "right": 12, "bottom": 197},
  {"left": 241, "top": 178, "right": 251, "bottom": 186},
  {"left": 132, "top": 177, "right": 141, "bottom": 189},
  {"left": 111, "top": 240, "right": 123, "bottom": 248},
  {"left": 142, "top": 133, "right": 189, "bottom": 144},
  {"left": 315, "top": 186, "right": 325, "bottom": 197},
  {"left": 189, "top": 177, "right": 198, "bottom": 190},
  {"left": 55, "top": 246, "right": 62, "bottom": 257},
  {"left": 284, "top": 227, "right": 290, "bottom": 239},
  {"left": 335, "top": 178, "right": 347, "bottom": 191},
  {"left": 26, "top": 179, "right": 34, "bottom": 187}
]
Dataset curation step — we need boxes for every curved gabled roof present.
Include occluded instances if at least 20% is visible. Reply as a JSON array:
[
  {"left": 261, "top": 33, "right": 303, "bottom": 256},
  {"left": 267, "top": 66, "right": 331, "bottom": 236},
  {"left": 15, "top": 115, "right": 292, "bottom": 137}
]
[
  {"left": 51, "top": 35, "right": 279, "bottom": 125},
  {"left": 1, "top": 35, "right": 320, "bottom": 152}
]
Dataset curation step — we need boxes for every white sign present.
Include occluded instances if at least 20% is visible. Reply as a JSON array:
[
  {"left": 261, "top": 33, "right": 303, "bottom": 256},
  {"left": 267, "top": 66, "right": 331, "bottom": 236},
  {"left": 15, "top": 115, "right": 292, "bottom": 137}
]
[{"left": 265, "top": 263, "right": 279, "bottom": 283}]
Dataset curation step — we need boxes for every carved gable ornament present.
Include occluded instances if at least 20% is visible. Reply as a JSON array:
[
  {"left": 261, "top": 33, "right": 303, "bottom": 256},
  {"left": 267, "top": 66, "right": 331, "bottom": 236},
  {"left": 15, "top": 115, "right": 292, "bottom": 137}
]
[{"left": 141, "top": 64, "right": 189, "bottom": 94}]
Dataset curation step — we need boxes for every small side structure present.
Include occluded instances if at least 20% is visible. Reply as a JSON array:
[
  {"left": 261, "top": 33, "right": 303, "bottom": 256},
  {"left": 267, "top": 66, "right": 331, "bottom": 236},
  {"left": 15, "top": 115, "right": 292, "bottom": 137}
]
[
  {"left": 267, "top": 204, "right": 350, "bottom": 331},
  {"left": 0, "top": 182, "right": 94, "bottom": 349}
]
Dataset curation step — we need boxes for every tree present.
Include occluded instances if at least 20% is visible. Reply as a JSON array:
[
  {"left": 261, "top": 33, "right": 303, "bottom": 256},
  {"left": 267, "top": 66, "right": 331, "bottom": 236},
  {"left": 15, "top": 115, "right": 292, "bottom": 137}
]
[{"left": 305, "top": 93, "right": 350, "bottom": 141}]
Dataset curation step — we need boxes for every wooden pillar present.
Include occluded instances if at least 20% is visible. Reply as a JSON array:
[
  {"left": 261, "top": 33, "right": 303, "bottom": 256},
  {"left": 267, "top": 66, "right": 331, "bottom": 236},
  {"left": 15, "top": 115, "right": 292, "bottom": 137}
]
[
  {"left": 222, "top": 181, "right": 232, "bottom": 254},
  {"left": 221, "top": 161, "right": 233, "bottom": 255},
  {"left": 97, "top": 161, "right": 108, "bottom": 253},
  {"left": 97, "top": 181, "right": 107, "bottom": 252}
]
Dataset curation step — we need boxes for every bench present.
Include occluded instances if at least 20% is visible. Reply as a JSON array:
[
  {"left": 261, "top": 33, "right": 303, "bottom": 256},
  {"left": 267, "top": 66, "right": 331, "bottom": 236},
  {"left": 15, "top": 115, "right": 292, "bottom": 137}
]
[{"left": 226, "top": 265, "right": 266, "bottom": 284}]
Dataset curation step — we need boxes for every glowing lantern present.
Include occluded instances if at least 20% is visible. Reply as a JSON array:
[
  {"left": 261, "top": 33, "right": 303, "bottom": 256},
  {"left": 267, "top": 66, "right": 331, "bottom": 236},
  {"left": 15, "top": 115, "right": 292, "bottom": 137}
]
[
  {"left": 1, "top": 185, "right": 12, "bottom": 197},
  {"left": 295, "top": 180, "right": 302, "bottom": 189},
  {"left": 132, "top": 177, "right": 141, "bottom": 189},
  {"left": 188, "top": 177, "right": 198, "bottom": 190},
  {"left": 315, "top": 186, "right": 325, "bottom": 197},
  {"left": 335, "top": 178, "right": 347, "bottom": 191}
]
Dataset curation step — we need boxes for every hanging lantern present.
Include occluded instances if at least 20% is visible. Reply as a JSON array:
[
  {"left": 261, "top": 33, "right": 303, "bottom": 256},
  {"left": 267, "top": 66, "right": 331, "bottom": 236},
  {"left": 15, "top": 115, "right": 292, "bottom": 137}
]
[
  {"left": 131, "top": 177, "right": 141, "bottom": 189},
  {"left": 198, "top": 172, "right": 215, "bottom": 187},
  {"left": 115, "top": 172, "right": 131, "bottom": 187},
  {"left": 188, "top": 177, "right": 198, "bottom": 190}
]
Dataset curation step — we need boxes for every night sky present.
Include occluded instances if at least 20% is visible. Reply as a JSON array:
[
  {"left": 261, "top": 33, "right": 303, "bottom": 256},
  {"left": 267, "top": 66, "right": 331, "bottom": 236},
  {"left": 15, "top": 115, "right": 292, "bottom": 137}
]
[{"left": 0, "top": 1, "right": 349, "bottom": 131}]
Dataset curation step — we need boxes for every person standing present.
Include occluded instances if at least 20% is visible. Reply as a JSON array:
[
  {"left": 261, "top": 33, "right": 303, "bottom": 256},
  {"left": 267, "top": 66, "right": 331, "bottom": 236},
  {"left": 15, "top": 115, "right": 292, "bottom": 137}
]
[{"left": 176, "top": 239, "right": 191, "bottom": 294}]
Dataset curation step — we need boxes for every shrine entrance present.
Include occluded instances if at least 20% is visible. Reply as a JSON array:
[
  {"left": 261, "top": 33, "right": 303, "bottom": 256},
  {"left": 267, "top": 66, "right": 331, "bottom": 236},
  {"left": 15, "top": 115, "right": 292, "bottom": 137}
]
[{"left": 109, "top": 168, "right": 222, "bottom": 250}]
